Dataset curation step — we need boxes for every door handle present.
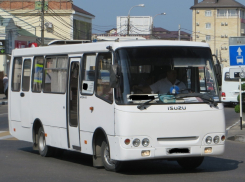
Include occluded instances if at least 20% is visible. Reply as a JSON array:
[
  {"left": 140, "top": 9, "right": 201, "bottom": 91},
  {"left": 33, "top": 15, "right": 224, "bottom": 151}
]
[{"left": 20, "top": 92, "right": 25, "bottom": 97}]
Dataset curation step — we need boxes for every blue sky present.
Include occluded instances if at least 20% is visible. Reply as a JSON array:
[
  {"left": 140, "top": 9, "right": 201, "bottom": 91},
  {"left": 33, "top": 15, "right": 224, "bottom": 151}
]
[{"left": 73, "top": 0, "right": 245, "bottom": 34}]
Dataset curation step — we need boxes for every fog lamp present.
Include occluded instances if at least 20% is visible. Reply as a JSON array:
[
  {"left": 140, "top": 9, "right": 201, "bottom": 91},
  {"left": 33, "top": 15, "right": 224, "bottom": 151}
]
[
  {"left": 141, "top": 150, "right": 150, "bottom": 157},
  {"left": 204, "top": 147, "right": 212, "bottom": 154},
  {"left": 213, "top": 136, "right": 220, "bottom": 144},
  {"left": 133, "top": 138, "right": 140, "bottom": 147},
  {"left": 206, "top": 136, "right": 212, "bottom": 144},
  {"left": 142, "top": 138, "right": 150, "bottom": 147}
]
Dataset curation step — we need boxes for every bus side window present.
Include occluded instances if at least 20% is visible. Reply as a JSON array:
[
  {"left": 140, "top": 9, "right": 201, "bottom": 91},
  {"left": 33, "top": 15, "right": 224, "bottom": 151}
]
[
  {"left": 81, "top": 54, "right": 96, "bottom": 95},
  {"left": 96, "top": 53, "right": 113, "bottom": 103},
  {"left": 22, "top": 59, "right": 31, "bottom": 91},
  {"left": 43, "top": 56, "right": 68, "bottom": 93},
  {"left": 32, "top": 56, "right": 44, "bottom": 92},
  {"left": 12, "top": 57, "right": 22, "bottom": 92}
]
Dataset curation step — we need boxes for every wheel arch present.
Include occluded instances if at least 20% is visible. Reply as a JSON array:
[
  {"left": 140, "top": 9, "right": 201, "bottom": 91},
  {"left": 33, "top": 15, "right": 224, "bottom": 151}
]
[
  {"left": 32, "top": 118, "right": 44, "bottom": 150},
  {"left": 92, "top": 127, "right": 109, "bottom": 167}
]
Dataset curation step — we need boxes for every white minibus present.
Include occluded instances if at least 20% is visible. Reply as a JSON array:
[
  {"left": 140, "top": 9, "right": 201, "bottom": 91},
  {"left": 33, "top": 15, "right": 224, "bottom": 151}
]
[
  {"left": 221, "top": 66, "right": 245, "bottom": 105},
  {"left": 9, "top": 40, "right": 225, "bottom": 172}
]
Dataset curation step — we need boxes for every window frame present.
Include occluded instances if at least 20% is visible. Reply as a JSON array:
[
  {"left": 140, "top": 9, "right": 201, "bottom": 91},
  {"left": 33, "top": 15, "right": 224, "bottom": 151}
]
[
  {"left": 11, "top": 57, "right": 22, "bottom": 92},
  {"left": 43, "top": 55, "right": 69, "bottom": 94},
  {"left": 80, "top": 53, "right": 97, "bottom": 96},
  {"left": 206, "top": 35, "right": 211, "bottom": 41},
  {"left": 32, "top": 56, "right": 44, "bottom": 93},
  {"left": 205, "top": 10, "right": 212, "bottom": 17},
  {"left": 21, "top": 58, "right": 32, "bottom": 92},
  {"left": 95, "top": 52, "right": 113, "bottom": 104},
  {"left": 206, "top": 23, "right": 211, "bottom": 29}
]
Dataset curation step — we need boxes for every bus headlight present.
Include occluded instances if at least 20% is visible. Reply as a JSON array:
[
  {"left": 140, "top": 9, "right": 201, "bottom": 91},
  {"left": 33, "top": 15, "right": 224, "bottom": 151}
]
[
  {"left": 142, "top": 138, "right": 150, "bottom": 147},
  {"left": 213, "top": 136, "right": 220, "bottom": 144},
  {"left": 133, "top": 139, "right": 140, "bottom": 147},
  {"left": 206, "top": 136, "right": 212, "bottom": 144}
]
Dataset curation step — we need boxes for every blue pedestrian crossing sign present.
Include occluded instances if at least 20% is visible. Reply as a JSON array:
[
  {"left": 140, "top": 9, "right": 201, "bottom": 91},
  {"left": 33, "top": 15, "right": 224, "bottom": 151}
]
[{"left": 230, "top": 45, "right": 245, "bottom": 66}]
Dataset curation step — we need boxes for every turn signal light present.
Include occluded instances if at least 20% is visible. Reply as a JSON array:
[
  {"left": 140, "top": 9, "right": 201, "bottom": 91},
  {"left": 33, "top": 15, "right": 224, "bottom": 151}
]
[
  {"left": 13, "top": 128, "right": 16, "bottom": 132},
  {"left": 124, "top": 139, "right": 130, "bottom": 145},
  {"left": 221, "top": 135, "right": 226, "bottom": 141}
]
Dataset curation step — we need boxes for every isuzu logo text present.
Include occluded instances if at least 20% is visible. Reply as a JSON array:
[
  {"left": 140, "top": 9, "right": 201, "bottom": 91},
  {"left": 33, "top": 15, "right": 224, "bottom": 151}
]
[{"left": 168, "top": 106, "right": 186, "bottom": 110}]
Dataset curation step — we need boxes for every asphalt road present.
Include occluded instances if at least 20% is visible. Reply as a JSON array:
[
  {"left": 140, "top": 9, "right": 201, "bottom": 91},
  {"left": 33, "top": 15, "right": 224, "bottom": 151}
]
[{"left": 0, "top": 105, "right": 245, "bottom": 182}]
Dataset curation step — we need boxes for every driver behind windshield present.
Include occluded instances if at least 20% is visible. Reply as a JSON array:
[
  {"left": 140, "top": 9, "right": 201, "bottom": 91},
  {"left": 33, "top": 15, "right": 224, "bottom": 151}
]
[{"left": 150, "top": 69, "right": 186, "bottom": 94}]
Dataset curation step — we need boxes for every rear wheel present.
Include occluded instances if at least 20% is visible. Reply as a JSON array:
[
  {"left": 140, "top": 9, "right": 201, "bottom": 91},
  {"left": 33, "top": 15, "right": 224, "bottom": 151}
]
[
  {"left": 101, "top": 140, "right": 123, "bottom": 172},
  {"left": 177, "top": 157, "right": 204, "bottom": 170},
  {"left": 38, "top": 127, "right": 54, "bottom": 157}
]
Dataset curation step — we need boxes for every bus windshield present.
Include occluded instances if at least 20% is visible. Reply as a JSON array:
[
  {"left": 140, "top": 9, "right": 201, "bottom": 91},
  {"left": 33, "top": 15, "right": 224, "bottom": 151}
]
[{"left": 115, "top": 46, "right": 220, "bottom": 105}]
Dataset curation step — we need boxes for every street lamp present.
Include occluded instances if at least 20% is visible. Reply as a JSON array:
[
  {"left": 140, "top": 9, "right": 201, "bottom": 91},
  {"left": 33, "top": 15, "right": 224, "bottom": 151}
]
[
  {"left": 151, "top": 13, "right": 166, "bottom": 35},
  {"left": 127, "top": 4, "right": 145, "bottom": 35}
]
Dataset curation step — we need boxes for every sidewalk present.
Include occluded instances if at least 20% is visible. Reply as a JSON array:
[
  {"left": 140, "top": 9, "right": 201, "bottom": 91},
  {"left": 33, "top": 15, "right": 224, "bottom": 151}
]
[
  {"left": 227, "top": 121, "right": 245, "bottom": 143},
  {"left": 0, "top": 94, "right": 8, "bottom": 105}
]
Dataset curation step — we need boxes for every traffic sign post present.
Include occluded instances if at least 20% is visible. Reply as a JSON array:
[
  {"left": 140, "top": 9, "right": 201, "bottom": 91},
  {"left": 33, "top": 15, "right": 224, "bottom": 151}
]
[
  {"left": 229, "top": 38, "right": 245, "bottom": 130},
  {"left": 230, "top": 67, "right": 245, "bottom": 130}
]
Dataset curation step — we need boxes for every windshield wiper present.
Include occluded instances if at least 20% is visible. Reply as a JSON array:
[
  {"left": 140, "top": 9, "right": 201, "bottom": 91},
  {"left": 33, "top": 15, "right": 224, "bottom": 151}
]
[
  {"left": 175, "top": 93, "right": 218, "bottom": 107},
  {"left": 137, "top": 96, "right": 159, "bottom": 110}
]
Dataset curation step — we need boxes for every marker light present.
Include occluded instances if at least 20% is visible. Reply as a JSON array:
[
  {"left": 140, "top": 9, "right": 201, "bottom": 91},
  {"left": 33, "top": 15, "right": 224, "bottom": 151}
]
[
  {"left": 221, "top": 135, "right": 226, "bottom": 141},
  {"left": 124, "top": 139, "right": 130, "bottom": 145},
  {"left": 206, "top": 136, "right": 212, "bottom": 144},
  {"left": 133, "top": 139, "right": 140, "bottom": 147},
  {"left": 142, "top": 138, "right": 150, "bottom": 147},
  {"left": 213, "top": 136, "right": 220, "bottom": 144}
]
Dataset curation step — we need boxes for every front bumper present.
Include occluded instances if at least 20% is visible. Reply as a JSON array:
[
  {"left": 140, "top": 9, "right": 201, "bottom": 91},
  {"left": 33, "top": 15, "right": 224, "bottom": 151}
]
[{"left": 108, "top": 136, "right": 225, "bottom": 161}]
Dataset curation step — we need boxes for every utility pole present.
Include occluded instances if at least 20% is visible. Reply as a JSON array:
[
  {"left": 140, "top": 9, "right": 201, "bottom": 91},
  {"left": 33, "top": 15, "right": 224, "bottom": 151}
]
[
  {"left": 41, "top": 0, "right": 45, "bottom": 46},
  {"left": 127, "top": 16, "right": 130, "bottom": 36},
  {"left": 178, "top": 24, "right": 181, "bottom": 41}
]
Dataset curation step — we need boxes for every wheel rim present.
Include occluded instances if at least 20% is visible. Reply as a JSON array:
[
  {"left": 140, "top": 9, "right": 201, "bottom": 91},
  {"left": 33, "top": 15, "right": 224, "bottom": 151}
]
[
  {"left": 39, "top": 131, "right": 46, "bottom": 152},
  {"left": 104, "top": 144, "right": 115, "bottom": 166}
]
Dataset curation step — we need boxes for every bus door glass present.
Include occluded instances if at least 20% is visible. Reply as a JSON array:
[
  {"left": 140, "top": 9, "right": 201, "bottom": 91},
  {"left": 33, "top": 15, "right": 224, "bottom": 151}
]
[
  {"left": 68, "top": 58, "right": 81, "bottom": 150},
  {"left": 10, "top": 57, "right": 22, "bottom": 121},
  {"left": 20, "top": 58, "right": 32, "bottom": 127}
]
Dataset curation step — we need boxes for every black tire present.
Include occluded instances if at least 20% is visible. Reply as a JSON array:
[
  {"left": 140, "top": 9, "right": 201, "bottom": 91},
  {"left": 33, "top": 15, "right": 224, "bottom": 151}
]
[
  {"left": 101, "top": 140, "right": 123, "bottom": 172},
  {"left": 38, "top": 127, "right": 54, "bottom": 157},
  {"left": 177, "top": 157, "right": 204, "bottom": 170}
]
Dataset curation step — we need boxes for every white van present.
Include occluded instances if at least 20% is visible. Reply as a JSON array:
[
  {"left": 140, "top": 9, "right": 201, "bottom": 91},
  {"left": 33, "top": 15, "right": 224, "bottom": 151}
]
[{"left": 221, "top": 66, "right": 245, "bottom": 105}]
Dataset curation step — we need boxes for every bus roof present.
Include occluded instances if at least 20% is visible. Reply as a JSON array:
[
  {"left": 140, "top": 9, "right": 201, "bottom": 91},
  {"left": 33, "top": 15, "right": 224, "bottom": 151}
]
[{"left": 12, "top": 40, "right": 210, "bottom": 57}]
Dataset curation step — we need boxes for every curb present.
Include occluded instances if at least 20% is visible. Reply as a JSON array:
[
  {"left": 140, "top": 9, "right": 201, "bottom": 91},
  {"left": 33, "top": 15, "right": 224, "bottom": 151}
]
[
  {"left": 0, "top": 101, "right": 8, "bottom": 105},
  {"left": 228, "top": 135, "right": 245, "bottom": 143}
]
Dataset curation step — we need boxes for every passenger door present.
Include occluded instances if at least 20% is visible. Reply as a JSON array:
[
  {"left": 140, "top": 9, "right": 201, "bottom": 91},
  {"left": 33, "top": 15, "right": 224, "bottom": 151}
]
[
  {"left": 67, "top": 58, "right": 81, "bottom": 150},
  {"left": 10, "top": 57, "right": 22, "bottom": 122},
  {"left": 20, "top": 58, "right": 32, "bottom": 127}
]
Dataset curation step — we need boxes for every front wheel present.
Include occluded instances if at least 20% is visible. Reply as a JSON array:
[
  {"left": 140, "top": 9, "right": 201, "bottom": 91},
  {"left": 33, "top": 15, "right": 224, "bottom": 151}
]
[
  {"left": 177, "top": 157, "right": 204, "bottom": 170},
  {"left": 101, "top": 140, "right": 123, "bottom": 172},
  {"left": 38, "top": 127, "right": 54, "bottom": 157}
]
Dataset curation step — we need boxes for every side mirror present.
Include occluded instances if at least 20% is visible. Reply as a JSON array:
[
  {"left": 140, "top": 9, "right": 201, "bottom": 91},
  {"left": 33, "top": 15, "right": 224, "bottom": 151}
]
[
  {"left": 212, "top": 54, "right": 222, "bottom": 87},
  {"left": 110, "top": 64, "right": 119, "bottom": 88}
]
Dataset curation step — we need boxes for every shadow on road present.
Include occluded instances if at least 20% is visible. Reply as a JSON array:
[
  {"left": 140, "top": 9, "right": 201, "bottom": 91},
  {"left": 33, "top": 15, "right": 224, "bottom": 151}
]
[{"left": 18, "top": 146, "right": 242, "bottom": 175}]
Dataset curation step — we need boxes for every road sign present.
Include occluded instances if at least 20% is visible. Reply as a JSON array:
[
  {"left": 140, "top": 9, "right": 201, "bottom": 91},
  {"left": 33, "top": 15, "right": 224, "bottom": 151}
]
[{"left": 230, "top": 45, "right": 245, "bottom": 66}]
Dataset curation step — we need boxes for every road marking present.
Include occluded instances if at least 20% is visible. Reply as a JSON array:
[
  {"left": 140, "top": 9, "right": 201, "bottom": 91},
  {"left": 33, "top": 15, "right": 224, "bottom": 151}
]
[
  {"left": 0, "top": 113, "right": 8, "bottom": 116},
  {"left": 226, "top": 121, "right": 239, "bottom": 131},
  {"left": 0, "top": 131, "right": 17, "bottom": 140}
]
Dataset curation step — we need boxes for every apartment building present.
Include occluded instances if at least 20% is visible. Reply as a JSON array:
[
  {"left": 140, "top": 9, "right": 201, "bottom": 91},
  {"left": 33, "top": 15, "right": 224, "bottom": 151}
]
[
  {"left": 191, "top": 0, "right": 245, "bottom": 67},
  {"left": 0, "top": 0, "right": 95, "bottom": 44}
]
